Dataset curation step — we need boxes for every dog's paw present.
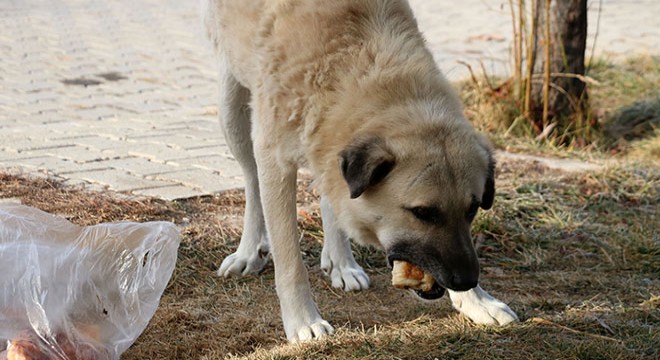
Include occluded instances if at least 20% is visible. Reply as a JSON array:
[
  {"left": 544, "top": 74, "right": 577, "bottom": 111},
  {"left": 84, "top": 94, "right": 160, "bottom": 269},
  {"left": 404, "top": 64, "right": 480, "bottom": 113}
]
[
  {"left": 448, "top": 285, "right": 518, "bottom": 326},
  {"left": 321, "top": 258, "right": 370, "bottom": 291},
  {"left": 280, "top": 290, "right": 335, "bottom": 342},
  {"left": 289, "top": 319, "right": 334, "bottom": 343},
  {"left": 217, "top": 249, "right": 269, "bottom": 277}
]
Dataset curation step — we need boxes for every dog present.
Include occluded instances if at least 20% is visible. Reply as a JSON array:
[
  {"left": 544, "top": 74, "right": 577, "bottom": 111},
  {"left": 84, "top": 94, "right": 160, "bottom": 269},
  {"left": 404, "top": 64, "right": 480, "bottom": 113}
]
[{"left": 202, "top": 0, "right": 518, "bottom": 342}]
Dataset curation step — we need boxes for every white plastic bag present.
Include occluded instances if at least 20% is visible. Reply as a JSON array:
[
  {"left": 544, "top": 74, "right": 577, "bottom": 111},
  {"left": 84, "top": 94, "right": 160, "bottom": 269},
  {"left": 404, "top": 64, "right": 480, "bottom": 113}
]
[{"left": 0, "top": 205, "right": 181, "bottom": 359}]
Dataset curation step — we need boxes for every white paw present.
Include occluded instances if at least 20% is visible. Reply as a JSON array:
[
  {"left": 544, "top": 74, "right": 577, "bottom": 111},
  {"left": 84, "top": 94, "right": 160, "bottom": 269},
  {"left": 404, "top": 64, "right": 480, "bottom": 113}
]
[
  {"left": 448, "top": 285, "right": 518, "bottom": 326},
  {"left": 321, "top": 256, "right": 370, "bottom": 291},
  {"left": 217, "top": 247, "right": 269, "bottom": 277},
  {"left": 290, "top": 319, "right": 335, "bottom": 343},
  {"left": 280, "top": 288, "right": 335, "bottom": 342}
]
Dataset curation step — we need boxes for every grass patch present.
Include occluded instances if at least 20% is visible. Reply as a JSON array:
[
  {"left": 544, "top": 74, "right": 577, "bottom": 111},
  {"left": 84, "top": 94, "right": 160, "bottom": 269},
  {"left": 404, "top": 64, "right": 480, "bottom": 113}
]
[
  {"left": 459, "top": 55, "right": 660, "bottom": 155},
  {"left": 1, "top": 151, "right": 657, "bottom": 358},
  {"left": 588, "top": 55, "right": 660, "bottom": 114}
]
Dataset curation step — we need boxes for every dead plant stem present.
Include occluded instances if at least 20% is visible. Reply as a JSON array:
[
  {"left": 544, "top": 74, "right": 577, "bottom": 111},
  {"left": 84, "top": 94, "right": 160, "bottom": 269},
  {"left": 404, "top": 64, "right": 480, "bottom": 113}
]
[
  {"left": 509, "top": 0, "right": 522, "bottom": 85},
  {"left": 531, "top": 317, "right": 624, "bottom": 344},
  {"left": 542, "top": 0, "right": 551, "bottom": 128},
  {"left": 523, "top": 0, "right": 536, "bottom": 118}
]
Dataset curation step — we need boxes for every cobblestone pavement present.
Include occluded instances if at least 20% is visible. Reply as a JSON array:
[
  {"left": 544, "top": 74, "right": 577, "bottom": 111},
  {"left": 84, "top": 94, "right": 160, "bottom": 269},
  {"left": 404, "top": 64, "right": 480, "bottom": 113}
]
[{"left": 1, "top": 0, "right": 657, "bottom": 200}]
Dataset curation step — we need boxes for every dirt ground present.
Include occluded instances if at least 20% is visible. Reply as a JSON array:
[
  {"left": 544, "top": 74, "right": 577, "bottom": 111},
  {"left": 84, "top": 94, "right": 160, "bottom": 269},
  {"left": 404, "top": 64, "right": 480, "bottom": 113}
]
[{"left": 1, "top": 149, "right": 657, "bottom": 359}]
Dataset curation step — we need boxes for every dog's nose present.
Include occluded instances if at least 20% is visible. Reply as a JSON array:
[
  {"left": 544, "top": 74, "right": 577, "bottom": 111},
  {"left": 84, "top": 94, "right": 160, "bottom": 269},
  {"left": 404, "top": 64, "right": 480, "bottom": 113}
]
[{"left": 448, "top": 273, "right": 478, "bottom": 291}]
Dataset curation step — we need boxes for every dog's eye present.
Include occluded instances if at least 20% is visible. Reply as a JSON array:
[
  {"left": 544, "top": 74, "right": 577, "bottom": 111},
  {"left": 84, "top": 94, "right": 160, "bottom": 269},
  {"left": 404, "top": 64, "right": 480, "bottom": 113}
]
[
  {"left": 408, "top": 206, "right": 443, "bottom": 225},
  {"left": 466, "top": 201, "right": 480, "bottom": 220}
]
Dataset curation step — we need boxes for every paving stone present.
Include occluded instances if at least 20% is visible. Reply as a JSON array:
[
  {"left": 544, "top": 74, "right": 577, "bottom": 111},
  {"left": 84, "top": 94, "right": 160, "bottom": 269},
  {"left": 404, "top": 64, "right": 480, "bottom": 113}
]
[
  {"left": 2, "top": 155, "right": 111, "bottom": 174},
  {"left": 133, "top": 185, "right": 207, "bottom": 201},
  {"left": 174, "top": 155, "right": 243, "bottom": 177},
  {"left": 72, "top": 169, "right": 176, "bottom": 192},
  {"left": 94, "top": 156, "right": 188, "bottom": 176},
  {"left": 180, "top": 144, "right": 232, "bottom": 158},
  {"left": 69, "top": 136, "right": 136, "bottom": 152},
  {"left": 125, "top": 142, "right": 191, "bottom": 162},
  {"left": 0, "top": 155, "right": 68, "bottom": 174},
  {"left": 146, "top": 168, "right": 243, "bottom": 193},
  {"left": 1, "top": 138, "right": 75, "bottom": 153},
  {"left": 0, "top": 150, "right": 43, "bottom": 162},
  {"left": 25, "top": 144, "right": 110, "bottom": 163}
]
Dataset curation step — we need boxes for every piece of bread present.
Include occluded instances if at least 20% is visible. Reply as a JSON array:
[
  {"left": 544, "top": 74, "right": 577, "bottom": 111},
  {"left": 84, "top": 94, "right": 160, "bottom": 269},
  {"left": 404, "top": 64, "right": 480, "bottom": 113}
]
[
  {"left": 391, "top": 260, "right": 434, "bottom": 292},
  {"left": 6, "top": 331, "right": 47, "bottom": 360},
  {"left": 6, "top": 329, "right": 103, "bottom": 360}
]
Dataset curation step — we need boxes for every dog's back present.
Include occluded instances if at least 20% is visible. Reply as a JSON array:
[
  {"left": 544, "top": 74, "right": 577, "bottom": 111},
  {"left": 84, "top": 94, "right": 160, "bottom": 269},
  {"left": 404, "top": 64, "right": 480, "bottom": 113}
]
[{"left": 202, "top": 0, "right": 440, "bottom": 92}]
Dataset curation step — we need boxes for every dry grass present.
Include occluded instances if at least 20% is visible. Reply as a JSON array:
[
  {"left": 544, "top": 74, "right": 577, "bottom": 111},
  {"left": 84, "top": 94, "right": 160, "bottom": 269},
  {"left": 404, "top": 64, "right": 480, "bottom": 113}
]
[
  {"left": 1, "top": 151, "right": 657, "bottom": 359},
  {"left": 459, "top": 55, "right": 660, "bottom": 154},
  {"left": 588, "top": 55, "right": 659, "bottom": 117}
]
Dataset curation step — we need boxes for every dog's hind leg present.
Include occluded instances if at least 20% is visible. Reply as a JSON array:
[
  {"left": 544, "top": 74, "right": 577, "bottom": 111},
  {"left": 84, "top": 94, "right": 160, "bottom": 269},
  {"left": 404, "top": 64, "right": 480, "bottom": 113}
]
[
  {"left": 320, "top": 197, "right": 370, "bottom": 291},
  {"left": 447, "top": 285, "right": 518, "bottom": 325},
  {"left": 216, "top": 68, "right": 270, "bottom": 277}
]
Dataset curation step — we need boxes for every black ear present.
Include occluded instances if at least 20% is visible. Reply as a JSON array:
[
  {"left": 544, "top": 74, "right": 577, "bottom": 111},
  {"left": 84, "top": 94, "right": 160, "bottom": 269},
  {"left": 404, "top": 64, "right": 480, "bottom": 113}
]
[
  {"left": 340, "top": 136, "right": 395, "bottom": 199},
  {"left": 481, "top": 153, "right": 495, "bottom": 210}
]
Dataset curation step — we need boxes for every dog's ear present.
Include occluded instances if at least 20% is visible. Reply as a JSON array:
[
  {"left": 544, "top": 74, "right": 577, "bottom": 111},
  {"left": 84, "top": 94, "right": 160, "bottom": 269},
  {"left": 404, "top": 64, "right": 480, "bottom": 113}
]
[
  {"left": 480, "top": 153, "right": 495, "bottom": 210},
  {"left": 340, "top": 135, "right": 395, "bottom": 199}
]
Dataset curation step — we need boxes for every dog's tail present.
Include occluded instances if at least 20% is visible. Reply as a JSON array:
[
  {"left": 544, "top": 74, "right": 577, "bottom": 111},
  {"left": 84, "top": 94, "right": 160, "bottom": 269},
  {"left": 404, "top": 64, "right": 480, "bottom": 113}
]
[{"left": 199, "top": 0, "right": 220, "bottom": 53}]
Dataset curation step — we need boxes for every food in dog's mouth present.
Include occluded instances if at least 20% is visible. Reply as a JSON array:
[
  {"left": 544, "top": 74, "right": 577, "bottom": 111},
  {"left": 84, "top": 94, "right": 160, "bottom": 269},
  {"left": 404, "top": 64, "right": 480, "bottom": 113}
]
[
  {"left": 391, "top": 260, "right": 445, "bottom": 300},
  {"left": 391, "top": 260, "right": 435, "bottom": 292}
]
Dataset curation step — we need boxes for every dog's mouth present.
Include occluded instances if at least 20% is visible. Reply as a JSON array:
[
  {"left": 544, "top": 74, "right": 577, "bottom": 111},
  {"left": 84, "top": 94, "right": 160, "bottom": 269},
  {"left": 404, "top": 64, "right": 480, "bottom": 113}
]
[
  {"left": 414, "top": 281, "right": 445, "bottom": 300},
  {"left": 387, "top": 255, "right": 446, "bottom": 300}
]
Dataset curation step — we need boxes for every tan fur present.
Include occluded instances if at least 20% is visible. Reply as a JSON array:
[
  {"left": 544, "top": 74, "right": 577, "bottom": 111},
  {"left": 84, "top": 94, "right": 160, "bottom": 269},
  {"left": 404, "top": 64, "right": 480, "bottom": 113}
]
[
  {"left": 206, "top": 0, "right": 482, "bottom": 238},
  {"left": 202, "top": 0, "right": 517, "bottom": 342}
]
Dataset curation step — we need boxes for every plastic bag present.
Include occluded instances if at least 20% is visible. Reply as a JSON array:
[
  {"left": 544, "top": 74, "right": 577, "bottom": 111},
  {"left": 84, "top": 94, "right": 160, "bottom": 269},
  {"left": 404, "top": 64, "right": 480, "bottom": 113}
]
[{"left": 0, "top": 205, "right": 181, "bottom": 360}]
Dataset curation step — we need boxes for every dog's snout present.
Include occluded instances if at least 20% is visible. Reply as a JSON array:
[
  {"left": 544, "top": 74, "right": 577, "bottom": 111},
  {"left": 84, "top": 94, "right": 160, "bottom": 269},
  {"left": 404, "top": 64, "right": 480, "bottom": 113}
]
[{"left": 448, "top": 273, "right": 478, "bottom": 291}]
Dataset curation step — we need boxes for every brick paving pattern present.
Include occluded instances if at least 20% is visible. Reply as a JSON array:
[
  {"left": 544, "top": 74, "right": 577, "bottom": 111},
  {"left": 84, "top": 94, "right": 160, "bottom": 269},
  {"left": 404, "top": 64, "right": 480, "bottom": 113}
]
[{"left": 1, "top": 0, "right": 657, "bottom": 199}]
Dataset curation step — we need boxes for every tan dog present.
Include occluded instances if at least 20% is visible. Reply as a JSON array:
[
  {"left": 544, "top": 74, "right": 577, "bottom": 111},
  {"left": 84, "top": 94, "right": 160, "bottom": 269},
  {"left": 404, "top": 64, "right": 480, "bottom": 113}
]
[{"left": 202, "top": 0, "right": 518, "bottom": 342}]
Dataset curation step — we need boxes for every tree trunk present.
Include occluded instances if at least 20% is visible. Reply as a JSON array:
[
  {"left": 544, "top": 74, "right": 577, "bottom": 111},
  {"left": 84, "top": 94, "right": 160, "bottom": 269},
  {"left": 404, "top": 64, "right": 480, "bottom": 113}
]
[{"left": 529, "top": 0, "right": 588, "bottom": 135}]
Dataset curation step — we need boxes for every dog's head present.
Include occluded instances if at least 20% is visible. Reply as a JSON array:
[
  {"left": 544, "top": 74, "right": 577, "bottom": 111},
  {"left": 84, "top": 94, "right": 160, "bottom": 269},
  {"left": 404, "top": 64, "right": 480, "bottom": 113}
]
[{"left": 337, "top": 116, "right": 494, "bottom": 297}]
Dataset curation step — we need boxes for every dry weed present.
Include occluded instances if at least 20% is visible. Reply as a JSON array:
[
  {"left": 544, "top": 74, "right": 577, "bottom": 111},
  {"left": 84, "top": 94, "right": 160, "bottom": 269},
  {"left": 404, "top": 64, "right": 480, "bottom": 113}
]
[{"left": 1, "top": 154, "right": 657, "bottom": 359}]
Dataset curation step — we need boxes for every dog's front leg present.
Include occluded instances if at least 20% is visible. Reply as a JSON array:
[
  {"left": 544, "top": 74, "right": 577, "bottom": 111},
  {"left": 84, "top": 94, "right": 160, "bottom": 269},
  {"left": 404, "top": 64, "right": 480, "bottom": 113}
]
[
  {"left": 320, "top": 197, "right": 370, "bottom": 291},
  {"left": 447, "top": 285, "right": 518, "bottom": 325},
  {"left": 254, "top": 144, "right": 334, "bottom": 342}
]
